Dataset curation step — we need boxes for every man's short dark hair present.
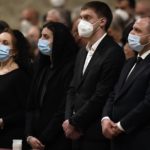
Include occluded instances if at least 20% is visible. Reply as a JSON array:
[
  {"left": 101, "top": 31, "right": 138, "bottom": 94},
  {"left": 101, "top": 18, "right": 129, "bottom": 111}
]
[{"left": 81, "top": 1, "right": 113, "bottom": 31}]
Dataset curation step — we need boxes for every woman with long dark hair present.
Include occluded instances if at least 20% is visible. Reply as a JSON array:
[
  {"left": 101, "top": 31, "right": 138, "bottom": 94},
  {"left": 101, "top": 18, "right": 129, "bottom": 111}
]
[{"left": 26, "top": 22, "right": 78, "bottom": 150}]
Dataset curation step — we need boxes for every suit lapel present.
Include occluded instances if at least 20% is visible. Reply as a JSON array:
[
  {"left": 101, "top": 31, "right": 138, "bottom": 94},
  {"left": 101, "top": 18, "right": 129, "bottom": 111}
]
[
  {"left": 116, "top": 54, "right": 150, "bottom": 100},
  {"left": 77, "top": 35, "right": 111, "bottom": 88},
  {"left": 76, "top": 48, "right": 87, "bottom": 86},
  {"left": 116, "top": 58, "right": 136, "bottom": 91}
]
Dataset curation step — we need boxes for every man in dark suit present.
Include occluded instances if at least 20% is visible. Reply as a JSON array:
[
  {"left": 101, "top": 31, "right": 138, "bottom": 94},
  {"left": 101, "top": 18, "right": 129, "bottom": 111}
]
[
  {"left": 102, "top": 17, "right": 150, "bottom": 150},
  {"left": 62, "top": 1, "right": 125, "bottom": 150}
]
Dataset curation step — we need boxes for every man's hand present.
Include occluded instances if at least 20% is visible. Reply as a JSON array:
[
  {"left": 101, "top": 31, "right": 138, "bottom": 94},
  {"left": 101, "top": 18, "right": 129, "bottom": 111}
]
[
  {"left": 113, "top": 123, "right": 123, "bottom": 136},
  {"left": 101, "top": 118, "right": 117, "bottom": 139},
  {"left": 27, "top": 136, "right": 45, "bottom": 150},
  {"left": 62, "top": 120, "right": 82, "bottom": 140}
]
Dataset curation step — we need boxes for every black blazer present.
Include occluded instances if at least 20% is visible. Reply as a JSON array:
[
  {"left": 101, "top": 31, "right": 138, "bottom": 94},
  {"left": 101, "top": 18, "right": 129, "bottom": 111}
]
[
  {"left": 102, "top": 54, "right": 150, "bottom": 150},
  {"left": 65, "top": 35, "right": 125, "bottom": 141}
]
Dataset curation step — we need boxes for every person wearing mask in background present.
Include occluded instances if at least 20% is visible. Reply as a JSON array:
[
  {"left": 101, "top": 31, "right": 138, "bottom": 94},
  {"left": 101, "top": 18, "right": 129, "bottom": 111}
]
[
  {"left": 62, "top": 1, "right": 125, "bottom": 150},
  {"left": 0, "top": 29, "right": 31, "bottom": 149},
  {"left": 115, "top": 0, "right": 136, "bottom": 27},
  {"left": 102, "top": 17, "right": 150, "bottom": 150},
  {"left": 26, "top": 22, "right": 78, "bottom": 150},
  {"left": 49, "top": 0, "right": 71, "bottom": 28},
  {"left": 115, "top": 0, "right": 137, "bottom": 51},
  {"left": 20, "top": 8, "right": 40, "bottom": 37},
  {"left": 0, "top": 20, "right": 9, "bottom": 33},
  {"left": 135, "top": 0, "right": 150, "bottom": 19}
]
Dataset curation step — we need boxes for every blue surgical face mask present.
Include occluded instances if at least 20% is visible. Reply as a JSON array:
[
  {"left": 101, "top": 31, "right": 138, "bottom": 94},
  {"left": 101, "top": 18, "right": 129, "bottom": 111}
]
[
  {"left": 0, "top": 44, "right": 11, "bottom": 62},
  {"left": 128, "top": 34, "right": 150, "bottom": 52},
  {"left": 38, "top": 39, "right": 52, "bottom": 56}
]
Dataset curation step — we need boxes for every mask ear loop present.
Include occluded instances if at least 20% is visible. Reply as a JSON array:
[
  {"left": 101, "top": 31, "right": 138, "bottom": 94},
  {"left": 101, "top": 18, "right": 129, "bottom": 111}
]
[
  {"left": 140, "top": 33, "right": 150, "bottom": 38},
  {"left": 93, "top": 17, "right": 105, "bottom": 33},
  {"left": 140, "top": 34, "right": 150, "bottom": 47}
]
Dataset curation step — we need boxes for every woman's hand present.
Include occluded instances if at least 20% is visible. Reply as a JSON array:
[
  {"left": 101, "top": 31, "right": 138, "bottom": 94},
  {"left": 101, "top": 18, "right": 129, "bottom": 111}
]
[{"left": 27, "top": 136, "right": 45, "bottom": 150}]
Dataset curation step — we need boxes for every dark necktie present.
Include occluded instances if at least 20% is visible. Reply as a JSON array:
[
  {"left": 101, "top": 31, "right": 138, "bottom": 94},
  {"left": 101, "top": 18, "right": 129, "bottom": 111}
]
[
  {"left": 136, "top": 57, "right": 143, "bottom": 64},
  {"left": 126, "top": 57, "right": 143, "bottom": 81}
]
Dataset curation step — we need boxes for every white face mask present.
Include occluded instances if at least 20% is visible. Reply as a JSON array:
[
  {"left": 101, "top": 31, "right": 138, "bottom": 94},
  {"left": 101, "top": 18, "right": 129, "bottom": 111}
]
[
  {"left": 50, "top": 0, "right": 65, "bottom": 7},
  {"left": 20, "top": 20, "right": 32, "bottom": 37},
  {"left": 78, "top": 19, "right": 99, "bottom": 38},
  {"left": 128, "top": 34, "right": 150, "bottom": 52},
  {"left": 114, "top": 9, "right": 129, "bottom": 22}
]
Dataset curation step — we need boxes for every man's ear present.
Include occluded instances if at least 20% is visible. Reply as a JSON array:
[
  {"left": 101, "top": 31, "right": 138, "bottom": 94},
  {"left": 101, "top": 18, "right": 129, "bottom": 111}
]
[{"left": 100, "top": 17, "right": 107, "bottom": 28}]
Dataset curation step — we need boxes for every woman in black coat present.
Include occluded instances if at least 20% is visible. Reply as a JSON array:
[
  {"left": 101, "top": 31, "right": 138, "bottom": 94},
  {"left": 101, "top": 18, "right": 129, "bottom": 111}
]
[
  {"left": 26, "top": 22, "right": 78, "bottom": 150},
  {"left": 0, "top": 29, "right": 31, "bottom": 148}
]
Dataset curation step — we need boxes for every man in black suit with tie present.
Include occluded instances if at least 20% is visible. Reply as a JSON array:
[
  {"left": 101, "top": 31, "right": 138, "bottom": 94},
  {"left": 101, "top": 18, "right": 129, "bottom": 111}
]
[
  {"left": 102, "top": 16, "right": 150, "bottom": 150},
  {"left": 62, "top": 1, "right": 125, "bottom": 150}
]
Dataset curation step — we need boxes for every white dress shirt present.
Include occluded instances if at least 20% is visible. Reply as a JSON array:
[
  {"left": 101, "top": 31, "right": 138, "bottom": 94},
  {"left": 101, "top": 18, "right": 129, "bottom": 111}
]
[{"left": 82, "top": 33, "right": 107, "bottom": 74}]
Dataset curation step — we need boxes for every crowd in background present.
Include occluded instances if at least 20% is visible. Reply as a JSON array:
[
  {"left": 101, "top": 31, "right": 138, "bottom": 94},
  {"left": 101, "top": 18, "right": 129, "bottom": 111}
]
[{"left": 0, "top": 0, "right": 150, "bottom": 150}]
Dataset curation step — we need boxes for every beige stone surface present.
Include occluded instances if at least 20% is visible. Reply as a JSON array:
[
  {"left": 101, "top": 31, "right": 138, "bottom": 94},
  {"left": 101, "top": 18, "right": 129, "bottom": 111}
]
[{"left": 0, "top": 0, "right": 113, "bottom": 28}]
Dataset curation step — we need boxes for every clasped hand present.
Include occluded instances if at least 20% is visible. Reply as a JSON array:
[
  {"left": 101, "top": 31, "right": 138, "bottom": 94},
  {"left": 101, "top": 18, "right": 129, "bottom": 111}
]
[
  {"left": 101, "top": 119, "right": 122, "bottom": 139},
  {"left": 28, "top": 136, "right": 45, "bottom": 150},
  {"left": 62, "top": 120, "right": 82, "bottom": 140}
]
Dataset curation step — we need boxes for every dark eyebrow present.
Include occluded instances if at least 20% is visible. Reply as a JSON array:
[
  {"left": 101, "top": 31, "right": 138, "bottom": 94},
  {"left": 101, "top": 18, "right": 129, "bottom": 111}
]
[{"left": 81, "top": 14, "right": 92, "bottom": 20}]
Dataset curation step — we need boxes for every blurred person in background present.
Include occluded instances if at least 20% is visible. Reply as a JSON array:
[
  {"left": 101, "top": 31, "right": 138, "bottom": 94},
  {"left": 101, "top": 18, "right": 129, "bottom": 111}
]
[
  {"left": 46, "top": 8, "right": 71, "bottom": 27},
  {"left": 0, "top": 29, "right": 31, "bottom": 149},
  {"left": 115, "top": 0, "right": 136, "bottom": 28},
  {"left": 135, "top": 0, "right": 150, "bottom": 19},
  {"left": 25, "top": 22, "right": 78, "bottom": 150},
  {"left": 20, "top": 8, "right": 40, "bottom": 37},
  {"left": 27, "top": 26, "right": 40, "bottom": 61},
  {"left": 123, "top": 43, "right": 137, "bottom": 59},
  {"left": 49, "top": 0, "right": 67, "bottom": 8},
  {"left": 108, "top": 14, "right": 125, "bottom": 47},
  {"left": 0, "top": 20, "right": 9, "bottom": 33},
  {"left": 49, "top": 0, "right": 71, "bottom": 28}
]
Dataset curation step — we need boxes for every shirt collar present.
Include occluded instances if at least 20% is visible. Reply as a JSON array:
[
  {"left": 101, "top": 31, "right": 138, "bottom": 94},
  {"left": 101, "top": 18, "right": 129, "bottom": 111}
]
[
  {"left": 86, "top": 33, "right": 107, "bottom": 52},
  {"left": 138, "top": 49, "right": 150, "bottom": 60}
]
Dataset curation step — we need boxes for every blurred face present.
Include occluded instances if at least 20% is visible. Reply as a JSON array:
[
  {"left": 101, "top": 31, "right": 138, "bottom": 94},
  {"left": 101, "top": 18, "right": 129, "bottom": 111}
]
[
  {"left": 0, "top": 32, "right": 15, "bottom": 55},
  {"left": 135, "top": 2, "right": 150, "bottom": 18},
  {"left": 124, "top": 43, "right": 136, "bottom": 59},
  {"left": 108, "top": 27, "right": 122, "bottom": 44},
  {"left": 46, "top": 10, "right": 61, "bottom": 23},
  {"left": 21, "top": 9, "right": 38, "bottom": 25},
  {"left": 116, "top": 0, "right": 129, "bottom": 10},
  {"left": 130, "top": 18, "right": 150, "bottom": 45},
  {"left": 115, "top": 0, "right": 133, "bottom": 16},
  {"left": 27, "top": 26, "right": 40, "bottom": 42},
  {"left": 41, "top": 27, "right": 53, "bottom": 45}
]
